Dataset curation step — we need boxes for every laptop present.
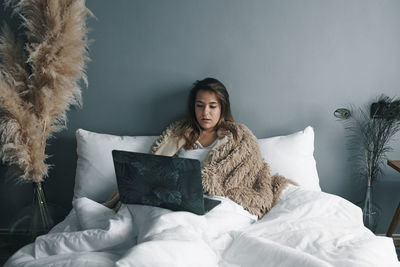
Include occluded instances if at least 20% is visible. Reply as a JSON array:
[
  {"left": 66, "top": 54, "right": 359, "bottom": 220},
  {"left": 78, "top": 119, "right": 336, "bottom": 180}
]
[{"left": 112, "top": 150, "right": 221, "bottom": 215}]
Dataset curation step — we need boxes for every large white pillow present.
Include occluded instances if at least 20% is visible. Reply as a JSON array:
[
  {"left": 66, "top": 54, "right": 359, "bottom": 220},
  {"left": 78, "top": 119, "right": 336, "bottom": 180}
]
[
  {"left": 258, "top": 126, "right": 321, "bottom": 191},
  {"left": 73, "top": 129, "right": 157, "bottom": 202},
  {"left": 73, "top": 126, "right": 320, "bottom": 203}
]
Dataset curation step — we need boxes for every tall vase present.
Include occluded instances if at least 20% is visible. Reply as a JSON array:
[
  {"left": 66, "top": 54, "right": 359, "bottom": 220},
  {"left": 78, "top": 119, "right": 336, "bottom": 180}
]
[
  {"left": 30, "top": 182, "right": 54, "bottom": 236},
  {"left": 9, "top": 182, "right": 55, "bottom": 249},
  {"left": 361, "top": 185, "right": 381, "bottom": 233}
]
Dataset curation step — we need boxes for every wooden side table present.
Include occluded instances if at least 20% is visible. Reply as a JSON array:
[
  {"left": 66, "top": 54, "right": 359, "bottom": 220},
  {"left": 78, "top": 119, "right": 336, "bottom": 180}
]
[{"left": 386, "top": 160, "right": 400, "bottom": 237}]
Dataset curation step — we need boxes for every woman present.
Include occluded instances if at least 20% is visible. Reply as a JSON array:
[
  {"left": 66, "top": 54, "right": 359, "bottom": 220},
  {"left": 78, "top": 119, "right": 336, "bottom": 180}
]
[{"left": 106, "top": 78, "right": 293, "bottom": 218}]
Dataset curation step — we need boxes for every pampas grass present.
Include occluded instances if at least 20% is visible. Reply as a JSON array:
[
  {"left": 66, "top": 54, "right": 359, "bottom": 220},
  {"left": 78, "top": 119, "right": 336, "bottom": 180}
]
[
  {"left": 0, "top": 0, "right": 92, "bottom": 183},
  {"left": 338, "top": 95, "right": 400, "bottom": 186}
]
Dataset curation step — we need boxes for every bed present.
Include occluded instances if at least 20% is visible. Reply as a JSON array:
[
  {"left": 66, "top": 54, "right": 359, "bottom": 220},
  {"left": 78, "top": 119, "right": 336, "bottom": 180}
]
[{"left": 5, "top": 126, "right": 400, "bottom": 267}]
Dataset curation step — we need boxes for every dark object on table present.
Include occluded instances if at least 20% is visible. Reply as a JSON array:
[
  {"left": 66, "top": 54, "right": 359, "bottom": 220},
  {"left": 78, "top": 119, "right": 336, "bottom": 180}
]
[{"left": 370, "top": 100, "right": 400, "bottom": 119}]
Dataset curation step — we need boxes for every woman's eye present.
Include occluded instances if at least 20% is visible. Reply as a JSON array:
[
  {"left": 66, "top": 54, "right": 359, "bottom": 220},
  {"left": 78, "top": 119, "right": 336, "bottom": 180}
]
[
  {"left": 210, "top": 106, "right": 217, "bottom": 109},
  {"left": 196, "top": 104, "right": 203, "bottom": 108}
]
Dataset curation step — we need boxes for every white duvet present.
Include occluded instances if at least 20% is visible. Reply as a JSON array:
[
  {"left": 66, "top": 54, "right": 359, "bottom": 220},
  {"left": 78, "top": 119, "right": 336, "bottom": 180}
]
[{"left": 5, "top": 185, "right": 400, "bottom": 267}]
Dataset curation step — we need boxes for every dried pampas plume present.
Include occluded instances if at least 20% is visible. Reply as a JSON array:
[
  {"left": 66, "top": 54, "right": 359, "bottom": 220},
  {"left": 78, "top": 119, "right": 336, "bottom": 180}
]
[{"left": 0, "top": 0, "right": 92, "bottom": 182}]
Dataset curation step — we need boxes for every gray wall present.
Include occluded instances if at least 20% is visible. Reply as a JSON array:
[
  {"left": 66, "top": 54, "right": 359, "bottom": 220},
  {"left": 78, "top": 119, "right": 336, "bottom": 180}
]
[{"left": 1, "top": 0, "right": 400, "bottom": 234}]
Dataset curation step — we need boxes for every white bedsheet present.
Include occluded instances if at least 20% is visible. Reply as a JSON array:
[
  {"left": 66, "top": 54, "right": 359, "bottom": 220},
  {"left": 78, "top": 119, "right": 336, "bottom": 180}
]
[{"left": 5, "top": 185, "right": 400, "bottom": 267}]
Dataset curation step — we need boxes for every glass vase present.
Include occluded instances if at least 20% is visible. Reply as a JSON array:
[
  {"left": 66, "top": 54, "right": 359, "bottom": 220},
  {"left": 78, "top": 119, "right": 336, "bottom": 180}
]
[
  {"left": 8, "top": 182, "right": 55, "bottom": 248},
  {"left": 360, "top": 185, "right": 381, "bottom": 233}
]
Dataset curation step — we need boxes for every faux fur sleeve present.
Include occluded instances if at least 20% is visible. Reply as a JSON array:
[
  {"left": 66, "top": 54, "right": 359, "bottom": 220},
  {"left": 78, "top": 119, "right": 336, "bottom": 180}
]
[
  {"left": 149, "top": 120, "right": 184, "bottom": 155},
  {"left": 201, "top": 122, "right": 292, "bottom": 218}
]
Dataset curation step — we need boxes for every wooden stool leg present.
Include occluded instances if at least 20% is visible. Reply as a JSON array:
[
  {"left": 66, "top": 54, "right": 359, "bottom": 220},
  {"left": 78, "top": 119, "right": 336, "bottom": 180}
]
[{"left": 386, "top": 202, "right": 400, "bottom": 237}]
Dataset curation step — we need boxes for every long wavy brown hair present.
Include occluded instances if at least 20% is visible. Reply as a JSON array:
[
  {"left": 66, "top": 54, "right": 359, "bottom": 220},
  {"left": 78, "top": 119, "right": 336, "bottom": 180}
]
[{"left": 176, "top": 78, "right": 238, "bottom": 149}]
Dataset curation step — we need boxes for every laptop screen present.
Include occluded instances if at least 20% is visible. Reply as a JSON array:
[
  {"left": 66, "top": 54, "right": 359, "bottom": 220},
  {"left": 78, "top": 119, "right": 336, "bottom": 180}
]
[{"left": 112, "top": 150, "right": 206, "bottom": 215}]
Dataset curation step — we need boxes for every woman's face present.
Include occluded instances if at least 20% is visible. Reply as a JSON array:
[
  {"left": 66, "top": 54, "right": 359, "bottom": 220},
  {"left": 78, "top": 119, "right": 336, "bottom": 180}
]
[{"left": 195, "top": 90, "right": 221, "bottom": 132}]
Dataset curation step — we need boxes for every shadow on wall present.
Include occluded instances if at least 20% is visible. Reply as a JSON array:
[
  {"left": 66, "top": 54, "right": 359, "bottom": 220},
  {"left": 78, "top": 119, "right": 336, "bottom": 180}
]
[
  {"left": 45, "top": 135, "right": 78, "bottom": 213},
  {"left": 0, "top": 164, "right": 33, "bottom": 229}
]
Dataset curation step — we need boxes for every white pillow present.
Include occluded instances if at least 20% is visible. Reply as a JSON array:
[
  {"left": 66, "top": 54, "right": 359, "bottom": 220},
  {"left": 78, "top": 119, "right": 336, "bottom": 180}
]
[
  {"left": 258, "top": 126, "right": 321, "bottom": 191},
  {"left": 73, "top": 126, "right": 320, "bottom": 203},
  {"left": 73, "top": 129, "right": 157, "bottom": 202}
]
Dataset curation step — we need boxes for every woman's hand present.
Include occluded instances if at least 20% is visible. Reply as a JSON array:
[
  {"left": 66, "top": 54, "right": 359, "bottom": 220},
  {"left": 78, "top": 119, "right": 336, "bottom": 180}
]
[{"left": 102, "top": 191, "right": 121, "bottom": 212}]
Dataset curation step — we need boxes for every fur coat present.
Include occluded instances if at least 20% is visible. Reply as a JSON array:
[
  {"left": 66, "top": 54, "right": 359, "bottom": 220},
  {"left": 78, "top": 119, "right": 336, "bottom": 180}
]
[{"left": 150, "top": 121, "right": 293, "bottom": 218}]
